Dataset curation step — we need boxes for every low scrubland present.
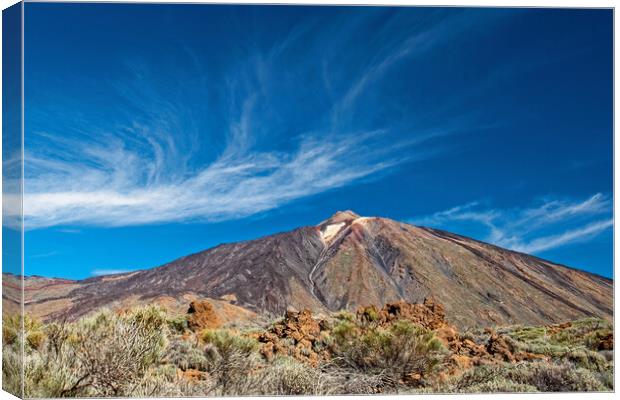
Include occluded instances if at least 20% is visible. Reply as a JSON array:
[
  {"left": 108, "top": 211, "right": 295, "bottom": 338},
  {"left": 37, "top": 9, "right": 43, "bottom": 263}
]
[{"left": 2, "top": 301, "right": 614, "bottom": 397}]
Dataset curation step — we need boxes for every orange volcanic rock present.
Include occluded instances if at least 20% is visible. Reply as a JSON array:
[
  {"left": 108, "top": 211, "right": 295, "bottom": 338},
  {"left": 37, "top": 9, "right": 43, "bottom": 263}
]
[
  {"left": 187, "top": 300, "right": 222, "bottom": 330},
  {"left": 250, "top": 298, "right": 558, "bottom": 381},
  {"left": 357, "top": 297, "right": 448, "bottom": 331},
  {"left": 257, "top": 309, "right": 329, "bottom": 367}
]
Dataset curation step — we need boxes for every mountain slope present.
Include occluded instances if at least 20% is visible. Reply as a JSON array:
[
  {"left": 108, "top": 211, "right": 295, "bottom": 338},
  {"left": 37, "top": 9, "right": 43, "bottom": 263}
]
[{"left": 5, "top": 211, "right": 612, "bottom": 328}]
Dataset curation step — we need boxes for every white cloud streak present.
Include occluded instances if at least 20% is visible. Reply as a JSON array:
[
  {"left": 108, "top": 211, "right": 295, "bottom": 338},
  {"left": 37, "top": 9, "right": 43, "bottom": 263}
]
[
  {"left": 13, "top": 11, "right": 481, "bottom": 230},
  {"left": 411, "top": 193, "right": 613, "bottom": 254},
  {"left": 21, "top": 131, "right": 410, "bottom": 229},
  {"left": 514, "top": 219, "right": 613, "bottom": 253}
]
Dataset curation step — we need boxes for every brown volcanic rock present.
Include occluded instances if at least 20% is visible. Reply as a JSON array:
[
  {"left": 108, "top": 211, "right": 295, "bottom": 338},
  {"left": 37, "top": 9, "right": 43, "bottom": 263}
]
[
  {"left": 257, "top": 309, "right": 329, "bottom": 366},
  {"left": 187, "top": 300, "right": 222, "bottom": 330},
  {"left": 357, "top": 297, "right": 447, "bottom": 330},
  {"left": 598, "top": 332, "right": 613, "bottom": 351},
  {"left": 13, "top": 211, "right": 613, "bottom": 328},
  {"left": 254, "top": 299, "right": 550, "bottom": 375},
  {"left": 485, "top": 330, "right": 515, "bottom": 362}
]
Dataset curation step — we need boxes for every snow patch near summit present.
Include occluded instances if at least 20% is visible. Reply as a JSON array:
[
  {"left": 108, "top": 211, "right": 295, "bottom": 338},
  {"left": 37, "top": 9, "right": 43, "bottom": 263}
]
[{"left": 321, "top": 222, "right": 345, "bottom": 242}]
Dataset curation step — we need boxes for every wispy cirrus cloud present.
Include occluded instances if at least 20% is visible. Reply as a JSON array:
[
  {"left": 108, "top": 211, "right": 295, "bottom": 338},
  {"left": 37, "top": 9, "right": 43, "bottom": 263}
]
[
  {"left": 410, "top": 193, "right": 613, "bottom": 254},
  {"left": 20, "top": 130, "right": 416, "bottom": 229},
  {"left": 14, "top": 11, "right": 480, "bottom": 230}
]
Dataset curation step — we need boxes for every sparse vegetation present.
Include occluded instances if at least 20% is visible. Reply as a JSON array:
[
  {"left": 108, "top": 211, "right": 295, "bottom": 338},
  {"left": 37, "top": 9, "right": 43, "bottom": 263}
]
[
  {"left": 329, "top": 320, "right": 446, "bottom": 388},
  {"left": 2, "top": 305, "right": 613, "bottom": 397}
]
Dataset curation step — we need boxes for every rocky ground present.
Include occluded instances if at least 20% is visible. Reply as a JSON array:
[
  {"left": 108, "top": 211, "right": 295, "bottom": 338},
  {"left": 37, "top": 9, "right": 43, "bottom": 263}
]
[{"left": 3, "top": 298, "right": 613, "bottom": 397}]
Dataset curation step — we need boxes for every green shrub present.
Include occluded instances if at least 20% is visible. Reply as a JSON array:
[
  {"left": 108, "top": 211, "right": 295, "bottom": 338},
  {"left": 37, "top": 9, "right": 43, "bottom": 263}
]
[
  {"left": 439, "top": 364, "right": 507, "bottom": 393},
  {"left": 167, "top": 315, "right": 189, "bottom": 333},
  {"left": 200, "top": 329, "right": 260, "bottom": 395},
  {"left": 361, "top": 307, "right": 380, "bottom": 324},
  {"left": 504, "top": 362, "right": 607, "bottom": 392},
  {"left": 26, "top": 330, "right": 46, "bottom": 350},
  {"left": 258, "top": 357, "right": 328, "bottom": 395},
  {"left": 3, "top": 314, "right": 43, "bottom": 347},
  {"left": 24, "top": 306, "right": 169, "bottom": 397},
  {"left": 2, "top": 341, "right": 23, "bottom": 397},
  {"left": 331, "top": 320, "right": 357, "bottom": 344},
  {"left": 439, "top": 360, "right": 611, "bottom": 394},
  {"left": 465, "top": 379, "right": 537, "bottom": 393},
  {"left": 201, "top": 328, "right": 258, "bottom": 356},
  {"left": 330, "top": 320, "right": 446, "bottom": 388},
  {"left": 333, "top": 310, "right": 355, "bottom": 322},
  {"left": 562, "top": 348, "right": 608, "bottom": 373},
  {"left": 3, "top": 322, "right": 18, "bottom": 346},
  {"left": 165, "top": 338, "right": 209, "bottom": 371},
  {"left": 551, "top": 319, "right": 612, "bottom": 349}
]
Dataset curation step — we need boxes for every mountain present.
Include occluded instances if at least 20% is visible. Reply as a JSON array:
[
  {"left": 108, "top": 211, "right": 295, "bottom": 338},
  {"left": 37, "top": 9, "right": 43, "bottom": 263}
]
[{"left": 3, "top": 211, "right": 613, "bottom": 328}]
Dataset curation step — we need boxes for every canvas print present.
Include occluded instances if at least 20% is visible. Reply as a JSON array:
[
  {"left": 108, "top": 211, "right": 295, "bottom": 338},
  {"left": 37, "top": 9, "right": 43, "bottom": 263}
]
[{"left": 1, "top": 2, "right": 614, "bottom": 398}]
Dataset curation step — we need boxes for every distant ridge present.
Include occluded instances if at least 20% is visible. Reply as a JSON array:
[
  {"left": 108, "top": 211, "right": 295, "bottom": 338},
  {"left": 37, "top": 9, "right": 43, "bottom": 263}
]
[{"left": 4, "top": 211, "right": 612, "bottom": 328}]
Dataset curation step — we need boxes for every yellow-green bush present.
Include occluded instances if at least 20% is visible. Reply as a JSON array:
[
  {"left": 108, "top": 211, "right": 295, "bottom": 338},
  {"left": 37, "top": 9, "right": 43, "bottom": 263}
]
[
  {"left": 20, "top": 306, "right": 169, "bottom": 398},
  {"left": 165, "top": 337, "right": 210, "bottom": 371},
  {"left": 200, "top": 329, "right": 260, "bottom": 395},
  {"left": 166, "top": 315, "right": 189, "bottom": 334},
  {"left": 330, "top": 319, "right": 447, "bottom": 387},
  {"left": 257, "top": 357, "right": 328, "bottom": 395}
]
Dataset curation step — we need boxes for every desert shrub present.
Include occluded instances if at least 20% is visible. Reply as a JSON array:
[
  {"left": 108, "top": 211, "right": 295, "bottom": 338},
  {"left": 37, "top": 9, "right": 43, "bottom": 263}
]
[
  {"left": 3, "top": 318, "right": 19, "bottom": 346},
  {"left": 361, "top": 307, "right": 380, "bottom": 323},
  {"left": 132, "top": 363, "right": 214, "bottom": 397},
  {"left": 2, "top": 314, "right": 48, "bottom": 397},
  {"left": 505, "top": 319, "right": 614, "bottom": 363},
  {"left": 599, "top": 350, "right": 613, "bottom": 362},
  {"left": 166, "top": 315, "right": 189, "bottom": 334},
  {"left": 598, "top": 369, "right": 614, "bottom": 390},
  {"left": 504, "top": 362, "right": 607, "bottom": 392},
  {"left": 2, "top": 342, "right": 23, "bottom": 397},
  {"left": 131, "top": 364, "right": 182, "bottom": 397},
  {"left": 258, "top": 357, "right": 328, "bottom": 395},
  {"left": 330, "top": 319, "right": 358, "bottom": 344},
  {"left": 6, "top": 308, "right": 613, "bottom": 397},
  {"left": 505, "top": 335, "right": 569, "bottom": 358},
  {"left": 200, "top": 329, "right": 260, "bottom": 395},
  {"left": 330, "top": 320, "right": 446, "bottom": 388},
  {"left": 23, "top": 306, "right": 169, "bottom": 397},
  {"left": 460, "top": 328, "right": 489, "bottom": 346},
  {"left": 165, "top": 338, "right": 209, "bottom": 371},
  {"left": 562, "top": 348, "right": 608, "bottom": 373},
  {"left": 437, "top": 364, "right": 508, "bottom": 393},
  {"left": 503, "top": 328, "right": 569, "bottom": 357},
  {"left": 508, "top": 326, "right": 547, "bottom": 342},
  {"left": 26, "top": 330, "right": 46, "bottom": 350},
  {"left": 551, "top": 318, "right": 612, "bottom": 349},
  {"left": 333, "top": 310, "right": 355, "bottom": 322},
  {"left": 3, "top": 314, "right": 44, "bottom": 348},
  {"left": 319, "top": 363, "right": 388, "bottom": 394},
  {"left": 438, "top": 360, "right": 610, "bottom": 394},
  {"left": 462, "top": 378, "right": 537, "bottom": 393},
  {"left": 583, "top": 328, "right": 613, "bottom": 351},
  {"left": 201, "top": 328, "right": 258, "bottom": 356}
]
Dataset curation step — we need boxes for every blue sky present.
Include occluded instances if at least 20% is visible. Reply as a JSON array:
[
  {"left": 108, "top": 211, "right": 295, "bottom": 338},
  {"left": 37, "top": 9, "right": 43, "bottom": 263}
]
[{"left": 19, "top": 4, "right": 612, "bottom": 279}]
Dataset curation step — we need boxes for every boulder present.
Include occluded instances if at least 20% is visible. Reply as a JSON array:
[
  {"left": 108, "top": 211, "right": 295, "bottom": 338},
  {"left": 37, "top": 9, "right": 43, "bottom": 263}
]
[{"left": 187, "top": 300, "right": 222, "bottom": 330}]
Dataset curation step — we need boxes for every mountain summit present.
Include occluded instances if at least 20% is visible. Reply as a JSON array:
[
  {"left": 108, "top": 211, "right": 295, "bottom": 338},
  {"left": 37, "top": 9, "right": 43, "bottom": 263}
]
[
  {"left": 5, "top": 212, "right": 612, "bottom": 328},
  {"left": 319, "top": 210, "right": 361, "bottom": 226}
]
